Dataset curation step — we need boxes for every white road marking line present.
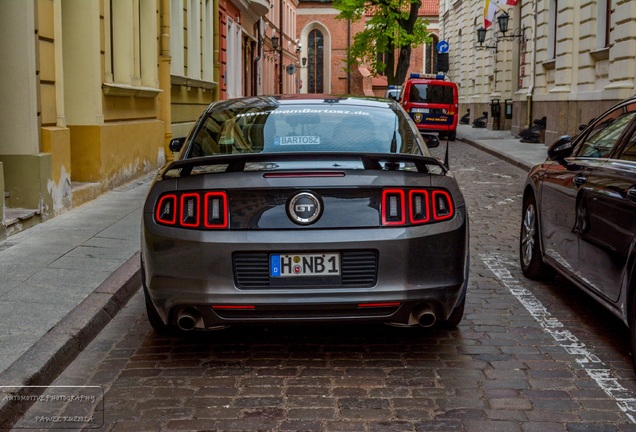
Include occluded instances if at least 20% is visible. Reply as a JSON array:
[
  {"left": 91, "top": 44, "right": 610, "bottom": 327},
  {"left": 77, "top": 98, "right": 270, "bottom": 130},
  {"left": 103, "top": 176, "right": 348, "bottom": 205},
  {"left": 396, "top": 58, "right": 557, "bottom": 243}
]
[{"left": 480, "top": 253, "right": 636, "bottom": 422}]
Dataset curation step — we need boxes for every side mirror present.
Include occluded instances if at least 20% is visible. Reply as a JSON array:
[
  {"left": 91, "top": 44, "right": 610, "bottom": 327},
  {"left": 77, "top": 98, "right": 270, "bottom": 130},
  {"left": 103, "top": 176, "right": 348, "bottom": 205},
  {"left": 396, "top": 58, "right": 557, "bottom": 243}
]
[
  {"left": 547, "top": 135, "right": 574, "bottom": 161},
  {"left": 169, "top": 137, "right": 186, "bottom": 153},
  {"left": 421, "top": 133, "right": 440, "bottom": 149}
]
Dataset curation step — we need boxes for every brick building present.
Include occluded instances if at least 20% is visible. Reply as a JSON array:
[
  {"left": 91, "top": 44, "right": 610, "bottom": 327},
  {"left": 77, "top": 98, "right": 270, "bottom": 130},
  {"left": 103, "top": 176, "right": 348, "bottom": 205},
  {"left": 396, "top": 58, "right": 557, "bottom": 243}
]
[{"left": 296, "top": 0, "right": 441, "bottom": 96}]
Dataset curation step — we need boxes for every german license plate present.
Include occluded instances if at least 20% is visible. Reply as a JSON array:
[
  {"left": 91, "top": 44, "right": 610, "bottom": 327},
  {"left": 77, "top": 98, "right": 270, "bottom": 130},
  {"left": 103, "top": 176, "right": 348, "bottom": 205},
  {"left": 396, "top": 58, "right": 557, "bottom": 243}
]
[{"left": 270, "top": 253, "right": 341, "bottom": 277}]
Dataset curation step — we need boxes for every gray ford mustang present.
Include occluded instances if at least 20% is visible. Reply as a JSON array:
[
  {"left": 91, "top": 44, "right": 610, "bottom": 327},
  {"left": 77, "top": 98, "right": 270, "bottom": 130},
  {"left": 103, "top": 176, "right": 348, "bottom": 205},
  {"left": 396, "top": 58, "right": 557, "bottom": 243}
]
[{"left": 141, "top": 95, "right": 469, "bottom": 332}]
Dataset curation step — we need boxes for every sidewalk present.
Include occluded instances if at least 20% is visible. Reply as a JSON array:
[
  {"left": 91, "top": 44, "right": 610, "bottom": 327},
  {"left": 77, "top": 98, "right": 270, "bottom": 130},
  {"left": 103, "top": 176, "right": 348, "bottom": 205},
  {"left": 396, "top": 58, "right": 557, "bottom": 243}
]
[
  {"left": 456, "top": 123, "right": 549, "bottom": 171},
  {"left": 0, "top": 126, "right": 550, "bottom": 426}
]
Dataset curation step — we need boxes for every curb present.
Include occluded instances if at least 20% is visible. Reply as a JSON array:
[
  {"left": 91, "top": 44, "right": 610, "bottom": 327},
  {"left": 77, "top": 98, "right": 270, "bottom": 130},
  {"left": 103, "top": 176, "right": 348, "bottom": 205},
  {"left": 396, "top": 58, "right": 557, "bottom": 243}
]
[
  {"left": 459, "top": 137, "right": 534, "bottom": 172},
  {"left": 0, "top": 252, "right": 141, "bottom": 430}
]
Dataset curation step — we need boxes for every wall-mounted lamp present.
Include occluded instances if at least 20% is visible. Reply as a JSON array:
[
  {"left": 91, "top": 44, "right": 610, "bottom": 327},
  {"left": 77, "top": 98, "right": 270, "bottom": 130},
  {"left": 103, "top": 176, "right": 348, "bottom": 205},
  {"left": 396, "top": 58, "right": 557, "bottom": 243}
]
[
  {"left": 495, "top": 13, "right": 526, "bottom": 43},
  {"left": 301, "top": 57, "right": 307, "bottom": 67},
  {"left": 476, "top": 11, "right": 526, "bottom": 52},
  {"left": 476, "top": 27, "right": 497, "bottom": 51}
]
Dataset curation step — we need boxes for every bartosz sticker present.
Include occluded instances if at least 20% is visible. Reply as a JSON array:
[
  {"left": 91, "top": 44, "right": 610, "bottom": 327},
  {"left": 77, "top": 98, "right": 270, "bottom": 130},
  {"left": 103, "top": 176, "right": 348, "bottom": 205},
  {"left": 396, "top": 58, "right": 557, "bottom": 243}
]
[{"left": 274, "top": 136, "right": 321, "bottom": 145}]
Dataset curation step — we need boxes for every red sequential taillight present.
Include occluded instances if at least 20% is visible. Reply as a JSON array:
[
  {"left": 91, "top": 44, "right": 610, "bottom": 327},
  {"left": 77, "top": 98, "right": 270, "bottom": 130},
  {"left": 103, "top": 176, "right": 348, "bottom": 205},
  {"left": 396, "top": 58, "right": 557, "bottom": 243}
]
[
  {"left": 381, "top": 188, "right": 454, "bottom": 227},
  {"left": 155, "top": 191, "right": 228, "bottom": 229}
]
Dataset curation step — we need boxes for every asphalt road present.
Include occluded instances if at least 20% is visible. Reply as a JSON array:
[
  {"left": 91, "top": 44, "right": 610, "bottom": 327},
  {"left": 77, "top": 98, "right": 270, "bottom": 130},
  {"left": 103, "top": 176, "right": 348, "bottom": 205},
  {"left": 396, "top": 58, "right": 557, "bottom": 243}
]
[{"left": 14, "top": 141, "right": 636, "bottom": 432}]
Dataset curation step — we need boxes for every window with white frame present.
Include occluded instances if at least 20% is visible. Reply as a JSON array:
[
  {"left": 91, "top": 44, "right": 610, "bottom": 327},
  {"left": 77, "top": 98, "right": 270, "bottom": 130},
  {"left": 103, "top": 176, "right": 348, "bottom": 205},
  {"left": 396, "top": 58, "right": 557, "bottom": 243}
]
[
  {"left": 226, "top": 18, "right": 242, "bottom": 98},
  {"left": 170, "top": 0, "right": 185, "bottom": 76},
  {"left": 171, "top": 0, "right": 214, "bottom": 81},
  {"left": 548, "top": 0, "right": 558, "bottom": 59},
  {"left": 597, "top": 0, "right": 611, "bottom": 49},
  {"left": 202, "top": 0, "right": 214, "bottom": 81},
  {"left": 187, "top": 0, "right": 201, "bottom": 79},
  {"left": 106, "top": 0, "right": 158, "bottom": 88}
]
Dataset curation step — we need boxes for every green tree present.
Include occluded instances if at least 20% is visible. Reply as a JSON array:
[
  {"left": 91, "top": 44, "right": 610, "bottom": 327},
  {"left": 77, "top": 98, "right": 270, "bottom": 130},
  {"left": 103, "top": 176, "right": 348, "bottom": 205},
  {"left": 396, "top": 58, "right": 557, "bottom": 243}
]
[{"left": 334, "top": 0, "right": 432, "bottom": 87}]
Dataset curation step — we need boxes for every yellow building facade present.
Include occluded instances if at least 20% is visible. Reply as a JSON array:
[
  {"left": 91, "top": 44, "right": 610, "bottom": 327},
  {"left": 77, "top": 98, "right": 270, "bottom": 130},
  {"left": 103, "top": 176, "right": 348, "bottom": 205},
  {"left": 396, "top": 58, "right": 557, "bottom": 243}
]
[
  {"left": 0, "top": 0, "right": 293, "bottom": 240},
  {"left": 0, "top": 0, "right": 167, "bottom": 239}
]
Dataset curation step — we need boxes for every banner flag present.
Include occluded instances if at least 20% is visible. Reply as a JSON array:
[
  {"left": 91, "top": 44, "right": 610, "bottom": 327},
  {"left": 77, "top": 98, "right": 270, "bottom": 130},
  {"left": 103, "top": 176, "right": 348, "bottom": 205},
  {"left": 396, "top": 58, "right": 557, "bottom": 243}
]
[
  {"left": 484, "top": 0, "right": 518, "bottom": 28},
  {"left": 484, "top": 0, "right": 497, "bottom": 28}
]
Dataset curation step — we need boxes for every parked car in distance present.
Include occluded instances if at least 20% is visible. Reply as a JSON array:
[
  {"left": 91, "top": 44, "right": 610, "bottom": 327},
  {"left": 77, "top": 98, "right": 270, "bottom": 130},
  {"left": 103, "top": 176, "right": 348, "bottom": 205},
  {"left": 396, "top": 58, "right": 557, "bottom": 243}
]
[
  {"left": 385, "top": 85, "right": 401, "bottom": 101},
  {"left": 141, "top": 95, "right": 469, "bottom": 334},
  {"left": 519, "top": 95, "right": 636, "bottom": 371},
  {"left": 400, "top": 73, "right": 459, "bottom": 141}
]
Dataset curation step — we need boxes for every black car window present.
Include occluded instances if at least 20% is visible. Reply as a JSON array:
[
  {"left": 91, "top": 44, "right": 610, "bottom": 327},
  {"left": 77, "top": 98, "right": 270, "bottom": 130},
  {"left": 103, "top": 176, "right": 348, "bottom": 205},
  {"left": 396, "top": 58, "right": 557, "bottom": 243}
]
[
  {"left": 576, "top": 105, "right": 636, "bottom": 159},
  {"left": 409, "top": 84, "right": 454, "bottom": 104},
  {"left": 187, "top": 104, "right": 424, "bottom": 157},
  {"left": 619, "top": 130, "right": 636, "bottom": 162}
]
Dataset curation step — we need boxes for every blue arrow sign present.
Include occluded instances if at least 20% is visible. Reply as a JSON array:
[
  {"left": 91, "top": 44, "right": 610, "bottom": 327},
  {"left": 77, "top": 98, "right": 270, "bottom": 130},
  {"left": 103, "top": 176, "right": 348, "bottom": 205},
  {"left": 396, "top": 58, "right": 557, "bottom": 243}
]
[{"left": 437, "top": 40, "right": 449, "bottom": 54}]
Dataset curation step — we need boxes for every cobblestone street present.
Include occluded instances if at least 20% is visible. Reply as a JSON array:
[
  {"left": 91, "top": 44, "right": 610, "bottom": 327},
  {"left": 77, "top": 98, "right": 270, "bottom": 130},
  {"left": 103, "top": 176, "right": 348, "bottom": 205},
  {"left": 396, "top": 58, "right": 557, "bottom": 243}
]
[{"left": 15, "top": 141, "right": 636, "bottom": 432}]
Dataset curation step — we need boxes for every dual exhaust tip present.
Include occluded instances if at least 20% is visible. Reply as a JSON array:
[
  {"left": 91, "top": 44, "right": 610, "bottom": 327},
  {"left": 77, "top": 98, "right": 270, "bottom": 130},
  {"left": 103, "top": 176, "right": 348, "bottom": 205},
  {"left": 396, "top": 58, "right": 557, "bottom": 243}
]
[
  {"left": 176, "top": 307, "right": 200, "bottom": 331},
  {"left": 176, "top": 304, "right": 437, "bottom": 330},
  {"left": 413, "top": 305, "right": 437, "bottom": 328}
]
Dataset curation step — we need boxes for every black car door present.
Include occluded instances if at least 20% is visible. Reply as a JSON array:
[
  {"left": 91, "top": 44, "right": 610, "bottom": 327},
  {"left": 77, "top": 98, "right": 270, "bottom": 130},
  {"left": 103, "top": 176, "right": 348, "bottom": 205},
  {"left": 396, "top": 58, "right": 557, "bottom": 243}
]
[
  {"left": 539, "top": 160, "right": 582, "bottom": 276},
  {"left": 575, "top": 105, "right": 636, "bottom": 302}
]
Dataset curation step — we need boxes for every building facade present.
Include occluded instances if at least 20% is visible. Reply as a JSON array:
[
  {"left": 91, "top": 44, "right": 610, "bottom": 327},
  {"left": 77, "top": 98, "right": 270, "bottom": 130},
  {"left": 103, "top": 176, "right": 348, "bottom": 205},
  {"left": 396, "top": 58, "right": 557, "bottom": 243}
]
[
  {"left": 0, "top": 0, "right": 167, "bottom": 240},
  {"left": 296, "top": 0, "right": 441, "bottom": 96},
  {"left": 441, "top": 0, "right": 632, "bottom": 144},
  {"left": 1, "top": 0, "right": 437, "bottom": 239}
]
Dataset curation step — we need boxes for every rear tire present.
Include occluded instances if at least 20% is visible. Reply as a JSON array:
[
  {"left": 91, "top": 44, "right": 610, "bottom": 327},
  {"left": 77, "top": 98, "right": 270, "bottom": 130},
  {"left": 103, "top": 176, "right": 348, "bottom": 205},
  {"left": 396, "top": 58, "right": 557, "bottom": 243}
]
[
  {"left": 520, "top": 193, "right": 550, "bottom": 279},
  {"left": 144, "top": 286, "right": 171, "bottom": 334},
  {"left": 448, "top": 130, "right": 456, "bottom": 141},
  {"left": 630, "top": 296, "right": 636, "bottom": 373},
  {"left": 441, "top": 296, "right": 465, "bottom": 328},
  {"left": 141, "top": 256, "right": 171, "bottom": 334}
]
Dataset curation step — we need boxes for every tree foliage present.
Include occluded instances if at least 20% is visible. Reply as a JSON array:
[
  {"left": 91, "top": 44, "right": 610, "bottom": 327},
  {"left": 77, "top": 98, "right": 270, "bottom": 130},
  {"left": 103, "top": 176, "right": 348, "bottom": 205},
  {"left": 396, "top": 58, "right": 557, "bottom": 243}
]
[{"left": 333, "top": 0, "right": 432, "bottom": 86}]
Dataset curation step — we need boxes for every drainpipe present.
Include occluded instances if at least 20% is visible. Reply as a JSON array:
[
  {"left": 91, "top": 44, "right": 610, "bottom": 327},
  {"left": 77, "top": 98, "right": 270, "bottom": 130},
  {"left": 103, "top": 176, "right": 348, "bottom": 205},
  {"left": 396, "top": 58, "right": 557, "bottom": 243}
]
[
  {"left": 159, "top": 0, "right": 173, "bottom": 162},
  {"left": 526, "top": 0, "right": 537, "bottom": 130},
  {"left": 279, "top": 0, "right": 284, "bottom": 94}
]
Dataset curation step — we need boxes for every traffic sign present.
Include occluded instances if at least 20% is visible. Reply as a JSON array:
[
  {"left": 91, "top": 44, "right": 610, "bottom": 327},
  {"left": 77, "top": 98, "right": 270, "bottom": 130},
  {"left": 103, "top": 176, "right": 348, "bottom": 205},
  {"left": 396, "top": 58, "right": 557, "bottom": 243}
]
[{"left": 437, "top": 40, "right": 449, "bottom": 54}]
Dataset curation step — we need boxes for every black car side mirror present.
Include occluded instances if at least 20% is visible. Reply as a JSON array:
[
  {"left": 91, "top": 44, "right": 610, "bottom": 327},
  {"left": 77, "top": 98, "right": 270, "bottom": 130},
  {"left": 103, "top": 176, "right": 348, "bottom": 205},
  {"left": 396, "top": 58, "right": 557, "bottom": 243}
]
[
  {"left": 421, "top": 133, "right": 440, "bottom": 149},
  {"left": 547, "top": 135, "right": 574, "bottom": 161},
  {"left": 170, "top": 137, "right": 186, "bottom": 153}
]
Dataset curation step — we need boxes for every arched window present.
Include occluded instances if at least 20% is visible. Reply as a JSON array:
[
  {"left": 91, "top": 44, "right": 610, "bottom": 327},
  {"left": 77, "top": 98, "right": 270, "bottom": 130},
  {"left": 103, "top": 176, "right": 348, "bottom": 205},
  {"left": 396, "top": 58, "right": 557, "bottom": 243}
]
[
  {"left": 308, "top": 29, "right": 324, "bottom": 93},
  {"left": 425, "top": 34, "right": 439, "bottom": 74}
]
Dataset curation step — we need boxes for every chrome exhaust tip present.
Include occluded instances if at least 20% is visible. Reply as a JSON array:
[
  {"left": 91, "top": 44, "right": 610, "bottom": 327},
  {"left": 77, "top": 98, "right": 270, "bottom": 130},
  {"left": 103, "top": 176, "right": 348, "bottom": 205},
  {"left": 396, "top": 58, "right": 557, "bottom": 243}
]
[
  {"left": 176, "top": 307, "right": 200, "bottom": 331},
  {"left": 413, "top": 305, "right": 437, "bottom": 328}
]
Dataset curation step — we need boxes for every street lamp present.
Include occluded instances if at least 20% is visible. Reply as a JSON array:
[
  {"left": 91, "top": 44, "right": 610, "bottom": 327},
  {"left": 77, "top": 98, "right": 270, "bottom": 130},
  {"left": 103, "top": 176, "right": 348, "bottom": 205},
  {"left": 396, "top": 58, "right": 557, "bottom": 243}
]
[
  {"left": 271, "top": 35, "right": 279, "bottom": 50},
  {"left": 475, "top": 11, "right": 526, "bottom": 51}
]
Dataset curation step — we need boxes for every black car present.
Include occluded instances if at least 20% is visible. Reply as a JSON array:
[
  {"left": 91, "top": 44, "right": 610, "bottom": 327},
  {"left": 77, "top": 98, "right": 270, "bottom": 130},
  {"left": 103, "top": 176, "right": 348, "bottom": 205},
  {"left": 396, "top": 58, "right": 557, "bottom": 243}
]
[
  {"left": 520, "top": 96, "right": 636, "bottom": 370},
  {"left": 141, "top": 95, "right": 469, "bottom": 333}
]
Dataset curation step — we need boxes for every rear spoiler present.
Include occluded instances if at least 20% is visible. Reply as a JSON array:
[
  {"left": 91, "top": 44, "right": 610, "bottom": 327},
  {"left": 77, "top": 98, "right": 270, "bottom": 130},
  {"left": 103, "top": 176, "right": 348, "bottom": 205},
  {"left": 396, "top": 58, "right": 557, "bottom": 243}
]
[{"left": 159, "top": 152, "right": 448, "bottom": 178}]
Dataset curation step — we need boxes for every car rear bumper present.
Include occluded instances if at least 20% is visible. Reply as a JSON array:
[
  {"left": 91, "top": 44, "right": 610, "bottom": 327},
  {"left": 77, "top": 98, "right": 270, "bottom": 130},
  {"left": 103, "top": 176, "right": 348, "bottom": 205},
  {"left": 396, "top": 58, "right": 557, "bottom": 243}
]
[{"left": 141, "top": 211, "right": 469, "bottom": 329}]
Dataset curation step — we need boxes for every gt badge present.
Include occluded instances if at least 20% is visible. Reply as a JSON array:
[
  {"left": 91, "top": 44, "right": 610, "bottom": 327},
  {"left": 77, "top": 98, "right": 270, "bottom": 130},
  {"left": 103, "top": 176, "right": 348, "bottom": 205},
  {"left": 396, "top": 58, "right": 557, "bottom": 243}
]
[{"left": 288, "top": 192, "right": 322, "bottom": 225}]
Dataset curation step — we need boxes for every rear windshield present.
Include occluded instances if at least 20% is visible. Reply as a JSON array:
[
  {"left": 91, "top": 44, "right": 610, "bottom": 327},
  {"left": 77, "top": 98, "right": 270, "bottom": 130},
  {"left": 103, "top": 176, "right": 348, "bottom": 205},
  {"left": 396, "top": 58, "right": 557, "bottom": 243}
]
[
  {"left": 409, "top": 84, "right": 455, "bottom": 105},
  {"left": 185, "top": 104, "right": 425, "bottom": 158}
]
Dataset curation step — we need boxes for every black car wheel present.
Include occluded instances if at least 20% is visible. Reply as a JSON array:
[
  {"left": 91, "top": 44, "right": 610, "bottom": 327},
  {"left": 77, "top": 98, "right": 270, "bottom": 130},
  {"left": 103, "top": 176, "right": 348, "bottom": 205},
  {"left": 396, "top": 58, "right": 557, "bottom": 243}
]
[
  {"left": 630, "top": 296, "right": 636, "bottom": 373},
  {"left": 520, "top": 193, "right": 550, "bottom": 279},
  {"left": 141, "top": 256, "right": 170, "bottom": 333},
  {"left": 441, "top": 296, "right": 465, "bottom": 328},
  {"left": 143, "top": 285, "right": 170, "bottom": 333},
  {"left": 448, "top": 130, "right": 456, "bottom": 141}
]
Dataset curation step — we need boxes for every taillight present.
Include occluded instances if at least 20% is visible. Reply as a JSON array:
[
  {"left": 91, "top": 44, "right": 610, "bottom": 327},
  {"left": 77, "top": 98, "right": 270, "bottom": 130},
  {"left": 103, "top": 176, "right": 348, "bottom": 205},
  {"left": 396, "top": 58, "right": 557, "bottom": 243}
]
[
  {"left": 382, "top": 188, "right": 454, "bottom": 227},
  {"left": 155, "top": 191, "right": 229, "bottom": 229},
  {"left": 155, "top": 194, "right": 177, "bottom": 225},
  {"left": 409, "top": 190, "right": 430, "bottom": 224},
  {"left": 381, "top": 189, "right": 406, "bottom": 226},
  {"left": 204, "top": 192, "right": 228, "bottom": 228},
  {"left": 432, "top": 190, "right": 454, "bottom": 221},
  {"left": 180, "top": 193, "right": 200, "bottom": 227}
]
